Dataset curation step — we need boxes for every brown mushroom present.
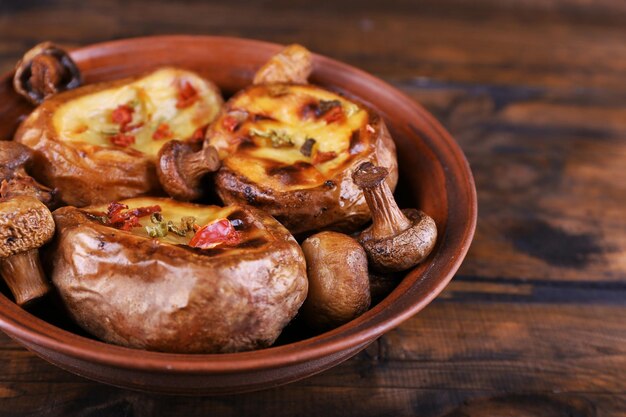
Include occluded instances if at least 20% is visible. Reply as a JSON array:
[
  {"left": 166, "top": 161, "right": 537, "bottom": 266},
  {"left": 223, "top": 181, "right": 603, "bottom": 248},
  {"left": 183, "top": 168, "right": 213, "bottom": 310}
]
[
  {"left": 252, "top": 44, "right": 313, "bottom": 85},
  {"left": 156, "top": 140, "right": 221, "bottom": 201},
  {"left": 0, "top": 195, "right": 54, "bottom": 305},
  {"left": 300, "top": 231, "right": 370, "bottom": 331},
  {"left": 0, "top": 141, "right": 57, "bottom": 208},
  {"left": 13, "top": 42, "right": 82, "bottom": 105},
  {"left": 352, "top": 162, "right": 437, "bottom": 272},
  {"left": 368, "top": 271, "right": 404, "bottom": 305}
]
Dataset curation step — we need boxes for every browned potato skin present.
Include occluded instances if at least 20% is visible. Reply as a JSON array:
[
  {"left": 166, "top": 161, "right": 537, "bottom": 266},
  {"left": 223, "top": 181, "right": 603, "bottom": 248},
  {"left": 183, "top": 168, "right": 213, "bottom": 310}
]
[
  {"left": 14, "top": 73, "right": 222, "bottom": 207},
  {"left": 300, "top": 231, "right": 370, "bottom": 331},
  {"left": 50, "top": 203, "right": 308, "bottom": 353},
  {"left": 14, "top": 79, "right": 158, "bottom": 207},
  {"left": 214, "top": 110, "right": 398, "bottom": 235}
]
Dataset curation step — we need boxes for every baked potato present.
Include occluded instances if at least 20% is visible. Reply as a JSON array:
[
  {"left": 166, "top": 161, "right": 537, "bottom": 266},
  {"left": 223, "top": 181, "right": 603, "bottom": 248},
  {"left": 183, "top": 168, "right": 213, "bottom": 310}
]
[
  {"left": 50, "top": 197, "right": 308, "bottom": 353},
  {"left": 14, "top": 68, "right": 223, "bottom": 207},
  {"left": 207, "top": 83, "right": 398, "bottom": 234}
]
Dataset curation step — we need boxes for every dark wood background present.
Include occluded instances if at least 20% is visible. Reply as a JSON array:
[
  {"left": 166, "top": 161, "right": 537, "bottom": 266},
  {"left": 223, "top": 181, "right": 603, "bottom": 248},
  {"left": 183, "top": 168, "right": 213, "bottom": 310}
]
[{"left": 1, "top": 0, "right": 625, "bottom": 416}]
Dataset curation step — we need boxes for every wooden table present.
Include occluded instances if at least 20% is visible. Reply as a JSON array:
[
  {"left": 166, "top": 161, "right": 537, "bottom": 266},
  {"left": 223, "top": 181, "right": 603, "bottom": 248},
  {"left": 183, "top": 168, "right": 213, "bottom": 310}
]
[{"left": 1, "top": 1, "right": 625, "bottom": 415}]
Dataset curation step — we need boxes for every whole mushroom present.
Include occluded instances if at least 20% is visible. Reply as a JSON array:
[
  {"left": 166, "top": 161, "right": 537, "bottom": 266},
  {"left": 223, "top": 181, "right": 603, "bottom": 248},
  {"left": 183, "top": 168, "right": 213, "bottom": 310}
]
[
  {"left": 300, "top": 231, "right": 370, "bottom": 331},
  {"left": 252, "top": 44, "right": 313, "bottom": 85},
  {"left": 13, "top": 42, "right": 82, "bottom": 105},
  {"left": 0, "top": 195, "right": 55, "bottom": 305},
  {"left": 352, "top": 162, "right": 437, "bottom": 272},
  {"left": 156, "top": 140, "right": 221, "bottom": 201},
  {"left": 0, "top": 141, "right": 57, "bottom": 208}
]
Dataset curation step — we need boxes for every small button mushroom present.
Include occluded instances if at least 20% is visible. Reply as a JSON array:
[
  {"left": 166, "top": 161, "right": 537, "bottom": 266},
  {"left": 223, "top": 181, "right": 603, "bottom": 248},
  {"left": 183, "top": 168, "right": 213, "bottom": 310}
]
[
  {"left": 0, "top": 195, "right": 54, "bottom": 305},
  {"left": 0, "top": 141, "right": 57, "bottom": 208},
  {"left": 352, "top": 162, "right": 437, "bottom": 272},
  {"left": 156, "top": 140, "right": 221, "bottom": 201},
  {"left": 13, "top": 42, "right": 82, "bottom": 105},
  {"left": 253, "top": 44, "right": 313, "bottom": 85},
  {"left": 300, "top": 231, "right": 370, "bottom": 331}
]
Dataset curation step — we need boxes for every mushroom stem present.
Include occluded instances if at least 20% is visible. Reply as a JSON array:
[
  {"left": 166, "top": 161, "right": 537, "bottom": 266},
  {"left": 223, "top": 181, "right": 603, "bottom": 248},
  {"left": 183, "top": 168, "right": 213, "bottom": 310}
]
[
  {"left": 353, "top": 162, "right": 437, "bottom": 272},
  {"left": 157, "top": 141, "right": 221, "bottom": 201},
  {"left": 0, "top": 249, "right": 51, "bottom": 306},
  {"left": 353, "top": 162, "right": 411, "bottom": 238},
  {"left": 0, "top": 196, "right": 55, "bottom": 305},
  {"left": 180, "top": 145, "right": 220, "bottom": 183}
]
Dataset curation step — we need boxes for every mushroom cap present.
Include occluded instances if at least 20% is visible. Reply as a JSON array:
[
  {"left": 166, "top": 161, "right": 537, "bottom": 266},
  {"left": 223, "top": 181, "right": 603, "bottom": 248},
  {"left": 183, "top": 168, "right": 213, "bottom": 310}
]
[
  {"left": 13, "top": 42, "right": 82, "bottom": 105},
  {"left": 300, "top": 231, "right": 370, "bottom": 331},
  {"left": 0, "top": 141, "right": 33, "bottom": 179},
  {"left": 0, "top": 196, "right": 55, "bottom": 258},
  {"left": 252, "top": 44, "right": 313, "bottom": 85},
  {"left": 359, "top": 208, "right": 437, "bottom": 272}
]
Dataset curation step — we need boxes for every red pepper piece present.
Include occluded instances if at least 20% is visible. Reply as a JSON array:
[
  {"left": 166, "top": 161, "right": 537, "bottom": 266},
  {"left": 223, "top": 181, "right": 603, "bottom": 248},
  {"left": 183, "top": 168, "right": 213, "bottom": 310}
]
[
  {"left": 110, "top": 133, "right": 135, "bottom": 147},
  {"left": 313, "top": 150, "right": 337, "bottom": 164},
  {"left": 189, "top": 218, "right": 241, "bottom": 249},
  {"left": 189, "top": 125, "right": 208, "bottom": 143},
  {"left": 106, "top": 202, "right": 128, "bottom": 218},
  {"left": 105, "top": 202, "right": 161, "bottom": 231},
  {"left": 152, "top": 122, "right": 172, "bottom": 140},
  {"left": 121, "top": 122, "right": 144, "bottom": 133},
  {"left": 222, "top": 115, "right": 240, "bottom": 132},
  {"left": 323, "top": 106, "right": 345, "bottom": 124},
  {"left": 176, "top": 79, "right": 199, "bottom": 109},
  {"left": 111, "top": 104, "right": 134, "bottom": 127}
]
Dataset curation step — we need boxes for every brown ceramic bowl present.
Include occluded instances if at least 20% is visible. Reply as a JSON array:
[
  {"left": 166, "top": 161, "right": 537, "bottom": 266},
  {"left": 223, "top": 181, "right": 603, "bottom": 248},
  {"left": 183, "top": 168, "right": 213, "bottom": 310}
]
[{"left": 0, "top": 36, "right": 476, "bottom": 395}]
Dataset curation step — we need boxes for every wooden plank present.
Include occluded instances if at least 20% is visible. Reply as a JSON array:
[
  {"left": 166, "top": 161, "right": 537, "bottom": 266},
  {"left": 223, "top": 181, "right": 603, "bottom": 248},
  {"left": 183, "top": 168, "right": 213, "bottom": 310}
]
[
  {"left": 0, "top": 279, "right": 623, "bottom": 415},
  {"left": 402, "top": 80, "right": 626, "bottom": 282},
  {"left": 0, "top": 383, "right": 624, "bottom": 417},
  {"left": 0, "top": 1, "right": 624, "bottom": 415},
  {"left": 1, "top": 0, "right": 626, "bottom": 91}
]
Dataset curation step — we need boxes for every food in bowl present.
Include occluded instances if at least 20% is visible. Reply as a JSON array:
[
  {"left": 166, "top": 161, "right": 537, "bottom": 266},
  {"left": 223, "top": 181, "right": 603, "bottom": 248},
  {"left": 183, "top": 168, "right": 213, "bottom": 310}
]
[
  {"left": 14, "top": 67, "right": 222, "bottom": 206},
  {"left": 51, "top": 197, "right": 308, "bottom": 353},
  {"left": 0, "top": 41, "right": 437, "bottom": 354},
  {"left": 160, "top": 45, "right": 398, "bottom": 235}
]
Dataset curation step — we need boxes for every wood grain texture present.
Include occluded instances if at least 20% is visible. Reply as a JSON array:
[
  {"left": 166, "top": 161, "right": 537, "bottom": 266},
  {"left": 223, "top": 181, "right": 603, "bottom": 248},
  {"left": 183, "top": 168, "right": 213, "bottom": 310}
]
[
  {"left": 0, "top": 280, "right": 624, "bottom": 416},
  {"left": 0, "top": 0, "right": 625, "bottom": 415},
  {"left": 404, "top": 81, "right": 626, "bottom": 282}
]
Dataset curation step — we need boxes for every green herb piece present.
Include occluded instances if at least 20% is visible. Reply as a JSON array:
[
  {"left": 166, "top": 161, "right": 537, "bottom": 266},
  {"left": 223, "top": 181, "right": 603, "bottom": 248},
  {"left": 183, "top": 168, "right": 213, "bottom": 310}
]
[
  {"left": 179, "top": 216, "right": 197, "bottom": 232},
  {"left": 99, "top": 128, "right": 120, "bottom": 136},
  {"left": 166, "top": 221, "right": 187, "bottom": 237},
  {"left": 249, "top": 128, "right": 294, "bottom": 148},
  {"left": 146, "top": 214, "right": 197, "bottom": 238},
  {"left": 146, "top": 221, "right": 168, "bottom": 238}
]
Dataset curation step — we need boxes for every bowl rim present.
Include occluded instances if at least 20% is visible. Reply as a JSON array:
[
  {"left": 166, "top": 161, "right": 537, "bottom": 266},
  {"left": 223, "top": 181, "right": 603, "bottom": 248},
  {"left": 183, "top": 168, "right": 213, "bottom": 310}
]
[{"left": 0, "top": 35, "right": 477, "bottom": 373}]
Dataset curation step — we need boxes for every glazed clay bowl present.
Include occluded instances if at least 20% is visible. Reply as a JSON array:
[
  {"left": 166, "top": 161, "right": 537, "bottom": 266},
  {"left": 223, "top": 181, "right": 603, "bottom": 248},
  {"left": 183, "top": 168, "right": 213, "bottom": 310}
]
[{"left": 0, "top": 36, "right": 476, "bottom": 395}]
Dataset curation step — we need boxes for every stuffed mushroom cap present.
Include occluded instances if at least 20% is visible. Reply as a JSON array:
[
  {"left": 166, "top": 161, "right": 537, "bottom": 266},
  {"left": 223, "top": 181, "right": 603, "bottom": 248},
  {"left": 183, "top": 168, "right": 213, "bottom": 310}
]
[
  {"left": 50, "top": 197, "right": 308, "bottom": 353},
  {"left": 14, "top": 68, "right": 223, "bottom": 206},
  {"left": 207, "top": 84, "right": 398, "bottom": 234}
]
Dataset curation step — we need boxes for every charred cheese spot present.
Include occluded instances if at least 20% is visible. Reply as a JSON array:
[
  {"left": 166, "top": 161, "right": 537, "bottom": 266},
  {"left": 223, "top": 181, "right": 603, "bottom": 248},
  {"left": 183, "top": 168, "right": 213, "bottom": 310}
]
[
  {"left": 267, "top": 161, "right": 317, "bottom": 186},
  {"left": 85, "top": 198, "right": 271, "bottom": 252},
  {"left": 53, "top": 68, "right": 221, "bottom": 160},
  {"left": 208, "top": 84, "right": 371, "bottom": 192}
]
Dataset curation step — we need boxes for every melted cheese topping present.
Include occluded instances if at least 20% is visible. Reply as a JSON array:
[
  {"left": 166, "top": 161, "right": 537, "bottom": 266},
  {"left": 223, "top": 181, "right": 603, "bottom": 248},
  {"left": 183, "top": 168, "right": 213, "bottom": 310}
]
[
  {"left": 53, "top": 68, "right": 222, "bottom": 159},
  {"left": 87, "top": 198, "right": 269, "bottom": 249},
  {"left": 207, "top": 84, "right": 372, "bottom": 192}
]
